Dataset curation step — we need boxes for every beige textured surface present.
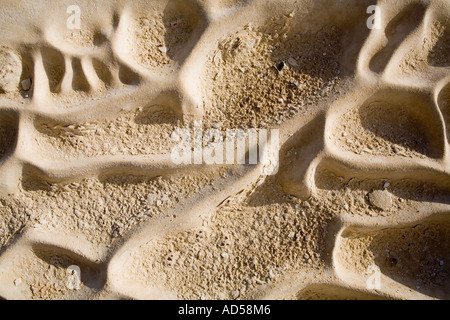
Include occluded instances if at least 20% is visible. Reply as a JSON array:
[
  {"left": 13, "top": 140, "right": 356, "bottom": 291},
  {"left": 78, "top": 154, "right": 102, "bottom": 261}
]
[{"left": 0, "top": 0, "right": 449, "bottom": 300}]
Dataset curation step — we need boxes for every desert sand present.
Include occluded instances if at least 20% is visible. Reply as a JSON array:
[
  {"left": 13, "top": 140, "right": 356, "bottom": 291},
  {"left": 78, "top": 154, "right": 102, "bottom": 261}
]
[{"left": 0, "top": 0, "right": 449, "bottom": 300}]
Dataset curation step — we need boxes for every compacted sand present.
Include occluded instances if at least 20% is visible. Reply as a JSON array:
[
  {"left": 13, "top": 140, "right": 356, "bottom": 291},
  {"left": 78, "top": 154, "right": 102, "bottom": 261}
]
[{"left": 0, "top": 0, "right": 449, "bottom": 300}]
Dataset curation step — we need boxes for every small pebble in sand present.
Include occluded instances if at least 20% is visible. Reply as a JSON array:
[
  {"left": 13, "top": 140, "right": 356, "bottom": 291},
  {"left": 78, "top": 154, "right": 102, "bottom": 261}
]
[{"left": 368, "top": 189, "right": 393, "bottom": 211}]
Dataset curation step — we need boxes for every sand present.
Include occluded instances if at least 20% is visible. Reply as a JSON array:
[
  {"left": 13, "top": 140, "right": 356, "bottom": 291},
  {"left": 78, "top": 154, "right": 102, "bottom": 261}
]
[{"left": 0, "top": 0, "right": 449, "bottom": 300}]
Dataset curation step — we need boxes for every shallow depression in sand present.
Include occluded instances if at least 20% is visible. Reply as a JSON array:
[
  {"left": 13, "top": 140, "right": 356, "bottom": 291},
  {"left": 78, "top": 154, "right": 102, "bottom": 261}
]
[
  {"left": 0, "top": 47, "right": 22, "bottom": 93},
  {"left": 0, "top": 244, "right": 105, "bottom": 299},
  {"left": 123, "top": 178, "right": 333, "bottom": 299},
  {"left": 2, "top": 169, "right": 226, "bottom": 247},
  {"left": 332, "top": 90, "right": 444, "bottom": 159},
  {"left": 428, "top": 21, "right": 450, "bottom": 67},
  {"left": 314, "top": 166, "right": 450, "bottom": 218},
  {"left": 369, "top": 3, "right": 427, "bottom": 74},
  {"left": 295, "top": 284, "right": 386, "bottom": 300},
  {"left": 0, "top": 111, "right": 18, "bottom": 160},
  {"left": 336, "top": 216, "right": 450, "bottom": 299},
  {"left": 202, "top": 16, "right": 342, "bottom": 129},
  {"left": 130, "top": 0, "right": 202, "bottom": 70}
]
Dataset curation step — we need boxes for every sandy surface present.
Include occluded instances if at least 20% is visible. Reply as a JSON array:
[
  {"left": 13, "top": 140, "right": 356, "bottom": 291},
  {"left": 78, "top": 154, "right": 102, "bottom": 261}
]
[{"left": 0, "top": 0, "right": 449, "bottom": 300}]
